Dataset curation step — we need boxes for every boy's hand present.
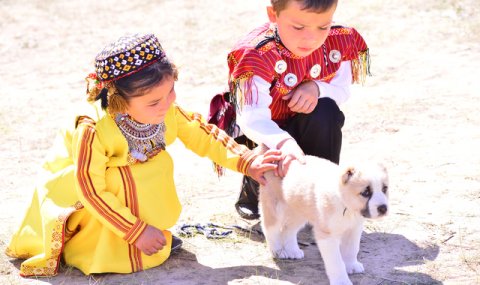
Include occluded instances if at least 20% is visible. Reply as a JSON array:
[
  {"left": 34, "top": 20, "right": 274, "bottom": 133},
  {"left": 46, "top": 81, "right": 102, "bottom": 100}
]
[
  {"left": 135, "top": 225, "right": 167, "bottom": 256},
  {"left": 247, "top": 149, "right": 282, "bottom": 185},
  {"left": 276, "top": 138, "right": 306, "bottom": 177},
  {"left": 282, "top": 81, "right": 319, "bottom": 114}
]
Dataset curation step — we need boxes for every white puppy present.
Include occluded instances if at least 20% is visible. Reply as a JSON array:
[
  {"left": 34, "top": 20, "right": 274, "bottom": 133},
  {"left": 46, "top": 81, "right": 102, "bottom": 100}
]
[{"left": 259, "top": 155, "right": 389, "bottom": 285}]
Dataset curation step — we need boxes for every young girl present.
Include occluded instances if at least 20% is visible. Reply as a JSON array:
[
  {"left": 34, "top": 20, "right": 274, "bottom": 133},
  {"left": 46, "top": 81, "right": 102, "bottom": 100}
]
[{"left": 6, "top": 33, "right": 281, "bottom": 277}]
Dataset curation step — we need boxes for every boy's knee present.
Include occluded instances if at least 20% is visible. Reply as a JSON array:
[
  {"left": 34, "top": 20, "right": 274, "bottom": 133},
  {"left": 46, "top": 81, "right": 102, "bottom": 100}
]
[{"left": 307, "top": 98, "right": 345, "bottom": 128}]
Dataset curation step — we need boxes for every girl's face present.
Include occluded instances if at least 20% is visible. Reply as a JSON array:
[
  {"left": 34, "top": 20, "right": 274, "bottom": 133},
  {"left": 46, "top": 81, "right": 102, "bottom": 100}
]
[
  {"left": 125, "top": 76, "right": 176, "bottom": 124},
  {"left": 268, "top": 1, "right": 336, "bottom": 57}
]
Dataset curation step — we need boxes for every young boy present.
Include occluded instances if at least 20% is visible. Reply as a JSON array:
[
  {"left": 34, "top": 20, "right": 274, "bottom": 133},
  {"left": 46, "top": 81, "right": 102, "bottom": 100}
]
[{"left": 209, "top": 0, "right": 370, "bottom": 219}]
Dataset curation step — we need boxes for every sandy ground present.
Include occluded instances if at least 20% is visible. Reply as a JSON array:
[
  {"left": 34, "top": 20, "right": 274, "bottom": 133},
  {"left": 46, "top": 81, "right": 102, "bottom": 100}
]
[{"left": 1, "top": 0, "right": 479, "bottom": 284}]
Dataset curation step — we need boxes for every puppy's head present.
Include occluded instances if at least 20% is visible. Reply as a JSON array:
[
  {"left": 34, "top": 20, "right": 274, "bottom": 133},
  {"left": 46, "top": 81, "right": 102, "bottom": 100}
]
[{"left": 339, "top": 163, "right": 389, "bottom": 219}]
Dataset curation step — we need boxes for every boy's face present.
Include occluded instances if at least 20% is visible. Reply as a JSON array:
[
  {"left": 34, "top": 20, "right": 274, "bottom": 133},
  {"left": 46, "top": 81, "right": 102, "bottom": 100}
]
[{"left": 268, "top": 1, "right": 336, "bottom": 57}]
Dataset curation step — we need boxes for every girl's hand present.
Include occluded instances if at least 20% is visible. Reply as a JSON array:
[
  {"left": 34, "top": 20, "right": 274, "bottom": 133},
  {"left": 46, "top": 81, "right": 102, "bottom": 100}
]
[
  {"left": 134, "top": 225, "right": 167, "bottom": 256},
  {"left": 247, "top": 149, "right": 282, "bottom": 185},
  {"left": 282, "top": 81, "right": 319, "bottom": 114},
  {"left": 276, "top": 138, "right": 306, "bottom": 178}
]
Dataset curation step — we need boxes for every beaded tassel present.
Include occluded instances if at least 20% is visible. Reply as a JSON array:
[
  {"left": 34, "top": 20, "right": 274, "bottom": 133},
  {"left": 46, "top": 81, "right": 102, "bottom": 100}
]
[{"left": 351, "top": 49, "right": 371, "bottom": 85}]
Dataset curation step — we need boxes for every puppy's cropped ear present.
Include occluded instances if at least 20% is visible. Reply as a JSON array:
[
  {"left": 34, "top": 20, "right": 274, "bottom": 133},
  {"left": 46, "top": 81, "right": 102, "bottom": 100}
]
[{"left": 341, "top": 167, "right": 356, "bottom": 184}]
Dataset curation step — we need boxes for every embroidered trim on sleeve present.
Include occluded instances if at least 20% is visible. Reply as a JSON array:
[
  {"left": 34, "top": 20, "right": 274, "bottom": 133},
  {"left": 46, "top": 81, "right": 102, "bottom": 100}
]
[
  {"left": 237, "top": 151, "right": 258, "bottom": 176},
  {"left": 76, "top": 123, "right": 134, "bottom": 234}
]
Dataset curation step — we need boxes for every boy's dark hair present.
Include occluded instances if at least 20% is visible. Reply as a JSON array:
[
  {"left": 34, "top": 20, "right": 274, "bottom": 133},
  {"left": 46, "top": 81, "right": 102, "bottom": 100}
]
[{"left": 270, "top": 0, "right": 337, "bottom": 13}]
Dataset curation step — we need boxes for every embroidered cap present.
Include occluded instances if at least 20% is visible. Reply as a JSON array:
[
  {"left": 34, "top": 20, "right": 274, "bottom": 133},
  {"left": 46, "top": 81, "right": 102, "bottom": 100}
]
[{"left": 95, "top": 33, "right": 166, "bottom": 82}]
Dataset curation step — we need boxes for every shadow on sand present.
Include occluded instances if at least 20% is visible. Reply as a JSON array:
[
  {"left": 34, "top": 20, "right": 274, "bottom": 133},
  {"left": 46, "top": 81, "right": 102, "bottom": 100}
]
[{"left": 9, "top": 226, "right": 441, "bottom": 285}]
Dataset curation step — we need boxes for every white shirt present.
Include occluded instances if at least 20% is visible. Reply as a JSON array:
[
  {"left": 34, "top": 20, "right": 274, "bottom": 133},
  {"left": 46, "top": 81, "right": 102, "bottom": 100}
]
[{"left": 236, "top": 61, "right": 352, "bottom": 149}]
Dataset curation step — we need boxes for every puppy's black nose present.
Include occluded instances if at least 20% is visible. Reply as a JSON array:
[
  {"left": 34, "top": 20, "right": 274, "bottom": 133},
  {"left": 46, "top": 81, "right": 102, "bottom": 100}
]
[{"left": 377, "top": 205, "right": 387, "bottom": 215}]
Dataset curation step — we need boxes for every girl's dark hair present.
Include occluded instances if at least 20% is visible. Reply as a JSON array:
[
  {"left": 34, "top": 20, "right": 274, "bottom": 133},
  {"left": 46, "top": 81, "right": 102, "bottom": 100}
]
[
  {"left": 271, "top": 0, "right": 337, "bottom": 13},
  {"left": 114, "top": 59, "right": 178, "bottom": 101}
]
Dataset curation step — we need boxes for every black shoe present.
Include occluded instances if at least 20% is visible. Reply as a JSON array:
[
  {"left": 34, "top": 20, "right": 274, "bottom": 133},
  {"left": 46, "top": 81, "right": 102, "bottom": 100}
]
[
  {"left": 235, "top": 175, "right": 260, "bottom": 220},
  {"left": 235, "top": 203, "right": 260, "bottom": 220},
  {"left": 171, "top": 235, "right": 183, "bottom": 253}
]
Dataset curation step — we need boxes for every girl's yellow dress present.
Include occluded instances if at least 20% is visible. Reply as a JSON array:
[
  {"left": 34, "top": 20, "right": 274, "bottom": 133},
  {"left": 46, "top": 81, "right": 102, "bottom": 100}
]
[{"left": 5, "top": 103, "right": 256, "bottom": 276}]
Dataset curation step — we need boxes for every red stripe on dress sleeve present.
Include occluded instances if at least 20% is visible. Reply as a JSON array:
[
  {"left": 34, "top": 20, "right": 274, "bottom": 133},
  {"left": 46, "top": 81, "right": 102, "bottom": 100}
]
[{"left": 76, "top": 125, "right": 133, "bottom": 233}]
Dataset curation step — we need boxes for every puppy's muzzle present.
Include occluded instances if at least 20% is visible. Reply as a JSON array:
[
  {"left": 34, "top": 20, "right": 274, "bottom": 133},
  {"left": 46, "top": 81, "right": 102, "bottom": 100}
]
[
  {"left": 361, "top": 204, "right": 388, "bottom": 218},
  {"left": 377, "top": 204, "right": 388, "bottom": 216}
]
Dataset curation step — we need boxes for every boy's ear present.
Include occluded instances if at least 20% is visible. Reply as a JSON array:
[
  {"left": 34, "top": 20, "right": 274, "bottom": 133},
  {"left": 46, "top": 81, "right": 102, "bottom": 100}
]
[{"left": 267, "top": 6, "right": 277, "bottom": 23}]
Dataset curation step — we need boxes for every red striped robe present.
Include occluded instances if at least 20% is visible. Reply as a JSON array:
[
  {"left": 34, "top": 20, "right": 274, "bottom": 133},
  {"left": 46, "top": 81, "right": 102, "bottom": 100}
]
[{"left": 228, "top": 23, "right": 369, "bottom": 126}]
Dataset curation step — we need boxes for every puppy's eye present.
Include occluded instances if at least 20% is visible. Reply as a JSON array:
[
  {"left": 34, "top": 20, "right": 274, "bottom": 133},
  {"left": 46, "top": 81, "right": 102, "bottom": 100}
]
[
  {"left": 360, "top": 186, "right": 372, "bottom": 198},
  {"left": 382, "top": 185, "right": 388, "bottom": 193}
]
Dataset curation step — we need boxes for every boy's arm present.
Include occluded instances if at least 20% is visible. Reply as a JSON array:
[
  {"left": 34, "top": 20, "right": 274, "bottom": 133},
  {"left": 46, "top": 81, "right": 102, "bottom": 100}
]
[
  {"left": 235, "top": 75, "right": 293, "bottom": 149},
  {"left": 236, "top": 61, "right": 352, "bottom": 149},
  {"left": 314, "top": 61, "right": 353, "bottom": 105}
]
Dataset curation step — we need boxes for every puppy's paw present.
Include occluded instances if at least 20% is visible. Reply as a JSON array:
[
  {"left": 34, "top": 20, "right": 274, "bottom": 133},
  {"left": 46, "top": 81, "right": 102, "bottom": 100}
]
[
  {"left": 345, "top": 261, "right": 364, "bottom": 274},
  {"left": 273, "top": 247, "right": 304, "bottom": 259}
]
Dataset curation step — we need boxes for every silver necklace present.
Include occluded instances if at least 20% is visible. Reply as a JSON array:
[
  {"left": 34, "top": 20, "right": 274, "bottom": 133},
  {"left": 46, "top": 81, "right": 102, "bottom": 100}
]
[{"left": 115, "top": 114, "right": 166, "bottom": 162}]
